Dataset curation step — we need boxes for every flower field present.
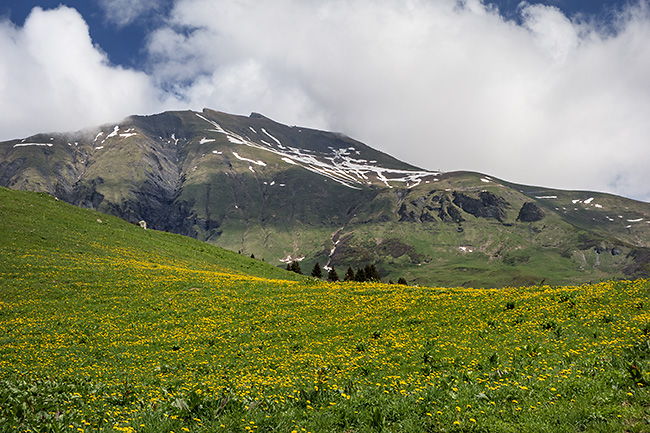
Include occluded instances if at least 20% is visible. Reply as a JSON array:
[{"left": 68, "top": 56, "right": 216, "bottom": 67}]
[{"left": 1, "top": 188, "right": 649, "bottom": 432}]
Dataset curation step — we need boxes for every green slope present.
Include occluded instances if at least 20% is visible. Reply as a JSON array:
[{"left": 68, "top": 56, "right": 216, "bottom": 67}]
[{"left": 0, "top": 187, "right": 303, "bottom": 282}]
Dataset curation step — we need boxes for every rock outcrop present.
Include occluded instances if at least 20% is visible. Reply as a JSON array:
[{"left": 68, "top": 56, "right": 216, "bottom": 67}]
[{"left": 517, "top": 202, "right": 544, "bottom": 222}]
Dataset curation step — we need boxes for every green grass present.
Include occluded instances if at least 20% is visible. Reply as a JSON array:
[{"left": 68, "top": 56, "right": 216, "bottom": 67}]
[
  {"left": 0, "top": 187, "right": 302, "bottom": 282},
  {"left": 1, "top": 187, "right": 649, "bottom": 432}
]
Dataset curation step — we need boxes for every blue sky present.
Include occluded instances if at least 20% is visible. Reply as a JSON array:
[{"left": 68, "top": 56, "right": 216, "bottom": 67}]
[
  {"left": 0, "top": 1, "right": 628, "bottom": 68},
  {"left": 1, "top": 0, "right": 650, "bottom": 201}
]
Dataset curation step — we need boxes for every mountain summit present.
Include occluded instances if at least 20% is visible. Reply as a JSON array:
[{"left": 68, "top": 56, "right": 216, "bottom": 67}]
[{"left": 2, "top": 108, "right": 649, "bottom": 286}]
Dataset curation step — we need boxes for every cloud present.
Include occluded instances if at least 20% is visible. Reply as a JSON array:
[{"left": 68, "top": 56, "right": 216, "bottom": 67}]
[
  {"left": 146, "top": 0, "right": 650, "bottom": 201},
  {"left": 0, "top": 6, "right": 165, "bottom": 139},
  {"left": 98, "top": 0, "right": 165, "bottom": 27}
]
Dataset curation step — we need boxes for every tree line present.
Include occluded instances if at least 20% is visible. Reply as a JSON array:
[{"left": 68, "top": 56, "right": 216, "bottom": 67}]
[{"left": 286, "top": 260, "right": 407, "bottom": 285}]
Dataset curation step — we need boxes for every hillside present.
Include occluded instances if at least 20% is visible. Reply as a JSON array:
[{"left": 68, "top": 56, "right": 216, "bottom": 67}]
[
  {"left": 0, "top": 186, "right": 301, "bottom": 282},
  {"left": 1, "top": 186, "right": 649, "bottom": 432},
  {"left": 1, "top": 108, "right": 650, "bottom": 287}
]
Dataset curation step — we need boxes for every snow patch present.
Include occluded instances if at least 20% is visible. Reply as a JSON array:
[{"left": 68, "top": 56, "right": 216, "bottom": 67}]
[
  {"left": 458, "top": 246, "right": 473, "bottom": 253},
  {"left": 329, "top": 240, "right": 340, "bottom": 257},
  {"left": 627, "top": 218, "right": 644, "bottom": 222},
  {"left": 200, "top": 137, "right": 216, "bottom": 144},
  {"left": 535, "top": 196, "right": 557, "bottom": 199},
  {"left": 584, "top": 197, "right": 594, "bottom": 204},
  {"left": 212, "top": 150, "right": 222, "bottom": 155},
  {"left": 120, "top": 133, "right": 137, "bottom": 138},
  {"left": 282, "top": 157, "right": 297, "bottom": 165},
  {"left": 106, "top": 126, "right": 119, "bottom": 140},
  {"left": 261, "top": 128, "right": 282, "bottom": 146},
  {"left": 95, "top": 146, "right": 104, "bottom": 150},
  {"left": 232, "top": 152, "right": 266, "bottom": 166},
  {"left": 279, "top": 255, "right": 305, "bottom": 264},
  {"left": 480, "top": 178, "right": 490, "bottom": 183},
  {"left": 13, "top": 142, "right": 52, "bottom": 148},
  {"left": 195, "top": 113, "right": 227, "bottom": 134},
  {"left": 227, "top": 136, "right": 245, "bottom": 145}
]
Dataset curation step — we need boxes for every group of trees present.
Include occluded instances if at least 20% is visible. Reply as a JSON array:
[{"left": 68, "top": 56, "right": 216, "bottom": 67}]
[
  {"left": 286, "top": 260, "right": 302, "bottom": 274},
  {"left": 287, "top": 261, "right": 339, "bottom": 281},
  {"left": 343, "top": 264, "right": 381, "bottom": 282},
  {"left": 287, "top": 260, "right": 407, "bottom": 285}
]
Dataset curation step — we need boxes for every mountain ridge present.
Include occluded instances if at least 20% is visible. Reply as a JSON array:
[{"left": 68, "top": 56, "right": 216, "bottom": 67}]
[{"left": 1, "top": 108, "right": 649, "bottom": 287}]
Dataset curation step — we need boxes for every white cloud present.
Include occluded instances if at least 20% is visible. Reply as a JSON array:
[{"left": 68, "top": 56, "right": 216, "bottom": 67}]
[
  {"left": 98, "top": 0, "right": 163, "bottom": 27},
  {"left": 0, "top": 6, "right": 165, "bottom": 139},
  {"left": 146, "top": 0, "right": 650, "bottom": 201}
]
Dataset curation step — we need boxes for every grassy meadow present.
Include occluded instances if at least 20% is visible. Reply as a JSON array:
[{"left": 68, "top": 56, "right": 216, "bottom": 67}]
[{"left": 1, "top": 187, "right": 649, "bottom": 432}]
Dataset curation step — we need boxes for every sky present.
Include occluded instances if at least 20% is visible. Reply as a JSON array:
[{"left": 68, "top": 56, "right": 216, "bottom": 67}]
[{"left": 1, "top": 1, "right": 650, "bottom": 202}]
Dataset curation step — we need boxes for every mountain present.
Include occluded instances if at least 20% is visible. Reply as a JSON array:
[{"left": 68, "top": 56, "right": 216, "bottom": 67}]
[{"left": 1, "top": 108, "right": 650, "bottom": 287}]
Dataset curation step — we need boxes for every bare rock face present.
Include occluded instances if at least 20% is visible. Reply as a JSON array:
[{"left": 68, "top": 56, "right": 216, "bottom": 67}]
[
  {"left": 517, "top": 202, "right": 544, "bottom": 222},
  {"left": 452, "top": 191, "right": 509, "bottom": 221},
  {"left": 397, "top": 193, "right": 465, "bottom": 223}
]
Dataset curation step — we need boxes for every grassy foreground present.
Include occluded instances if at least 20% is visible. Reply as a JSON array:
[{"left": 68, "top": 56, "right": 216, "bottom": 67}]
[{"left": 1, "top": 188, "right": 649, "bottom": 432}]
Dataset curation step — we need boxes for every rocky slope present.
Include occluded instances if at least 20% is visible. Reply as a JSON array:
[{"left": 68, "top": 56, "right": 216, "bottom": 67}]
[{"left": 2, "top": 108, "right": 649, "bottom": 287}]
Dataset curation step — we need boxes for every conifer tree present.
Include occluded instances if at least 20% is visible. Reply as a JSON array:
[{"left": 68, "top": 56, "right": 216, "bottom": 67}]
[
  {"left": 327, "top": 267, "right": 339, "bottom": 282},
  {"left": 290, "top": 260, "right": 302, "bottom": 274},
  {"left": 311, "top": 262, "right": 323, "bottom": 279},
  {"left": 344, "top": 267, "right": 355, "bottom": 281},
  {"left": 365, "top": 264, "right": 380, "bottom": 282},
  {"left": 355, "top": 268, "right": 367, "bottom": 282}
]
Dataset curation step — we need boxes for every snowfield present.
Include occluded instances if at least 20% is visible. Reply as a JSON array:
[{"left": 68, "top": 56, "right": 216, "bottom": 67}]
[{"left": 196, "top": 113, "right": 440, "bottom": 189}]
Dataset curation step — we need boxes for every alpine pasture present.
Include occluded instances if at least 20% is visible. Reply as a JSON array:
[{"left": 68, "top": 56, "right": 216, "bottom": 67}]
[{"left": 1, "top": 188, "right": 648, "bottom": 432}]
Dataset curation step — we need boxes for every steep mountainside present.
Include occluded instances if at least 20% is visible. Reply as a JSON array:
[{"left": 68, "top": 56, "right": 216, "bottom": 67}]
[{"left": 2, "top": 108, "right": 650, "bottom": 287}]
